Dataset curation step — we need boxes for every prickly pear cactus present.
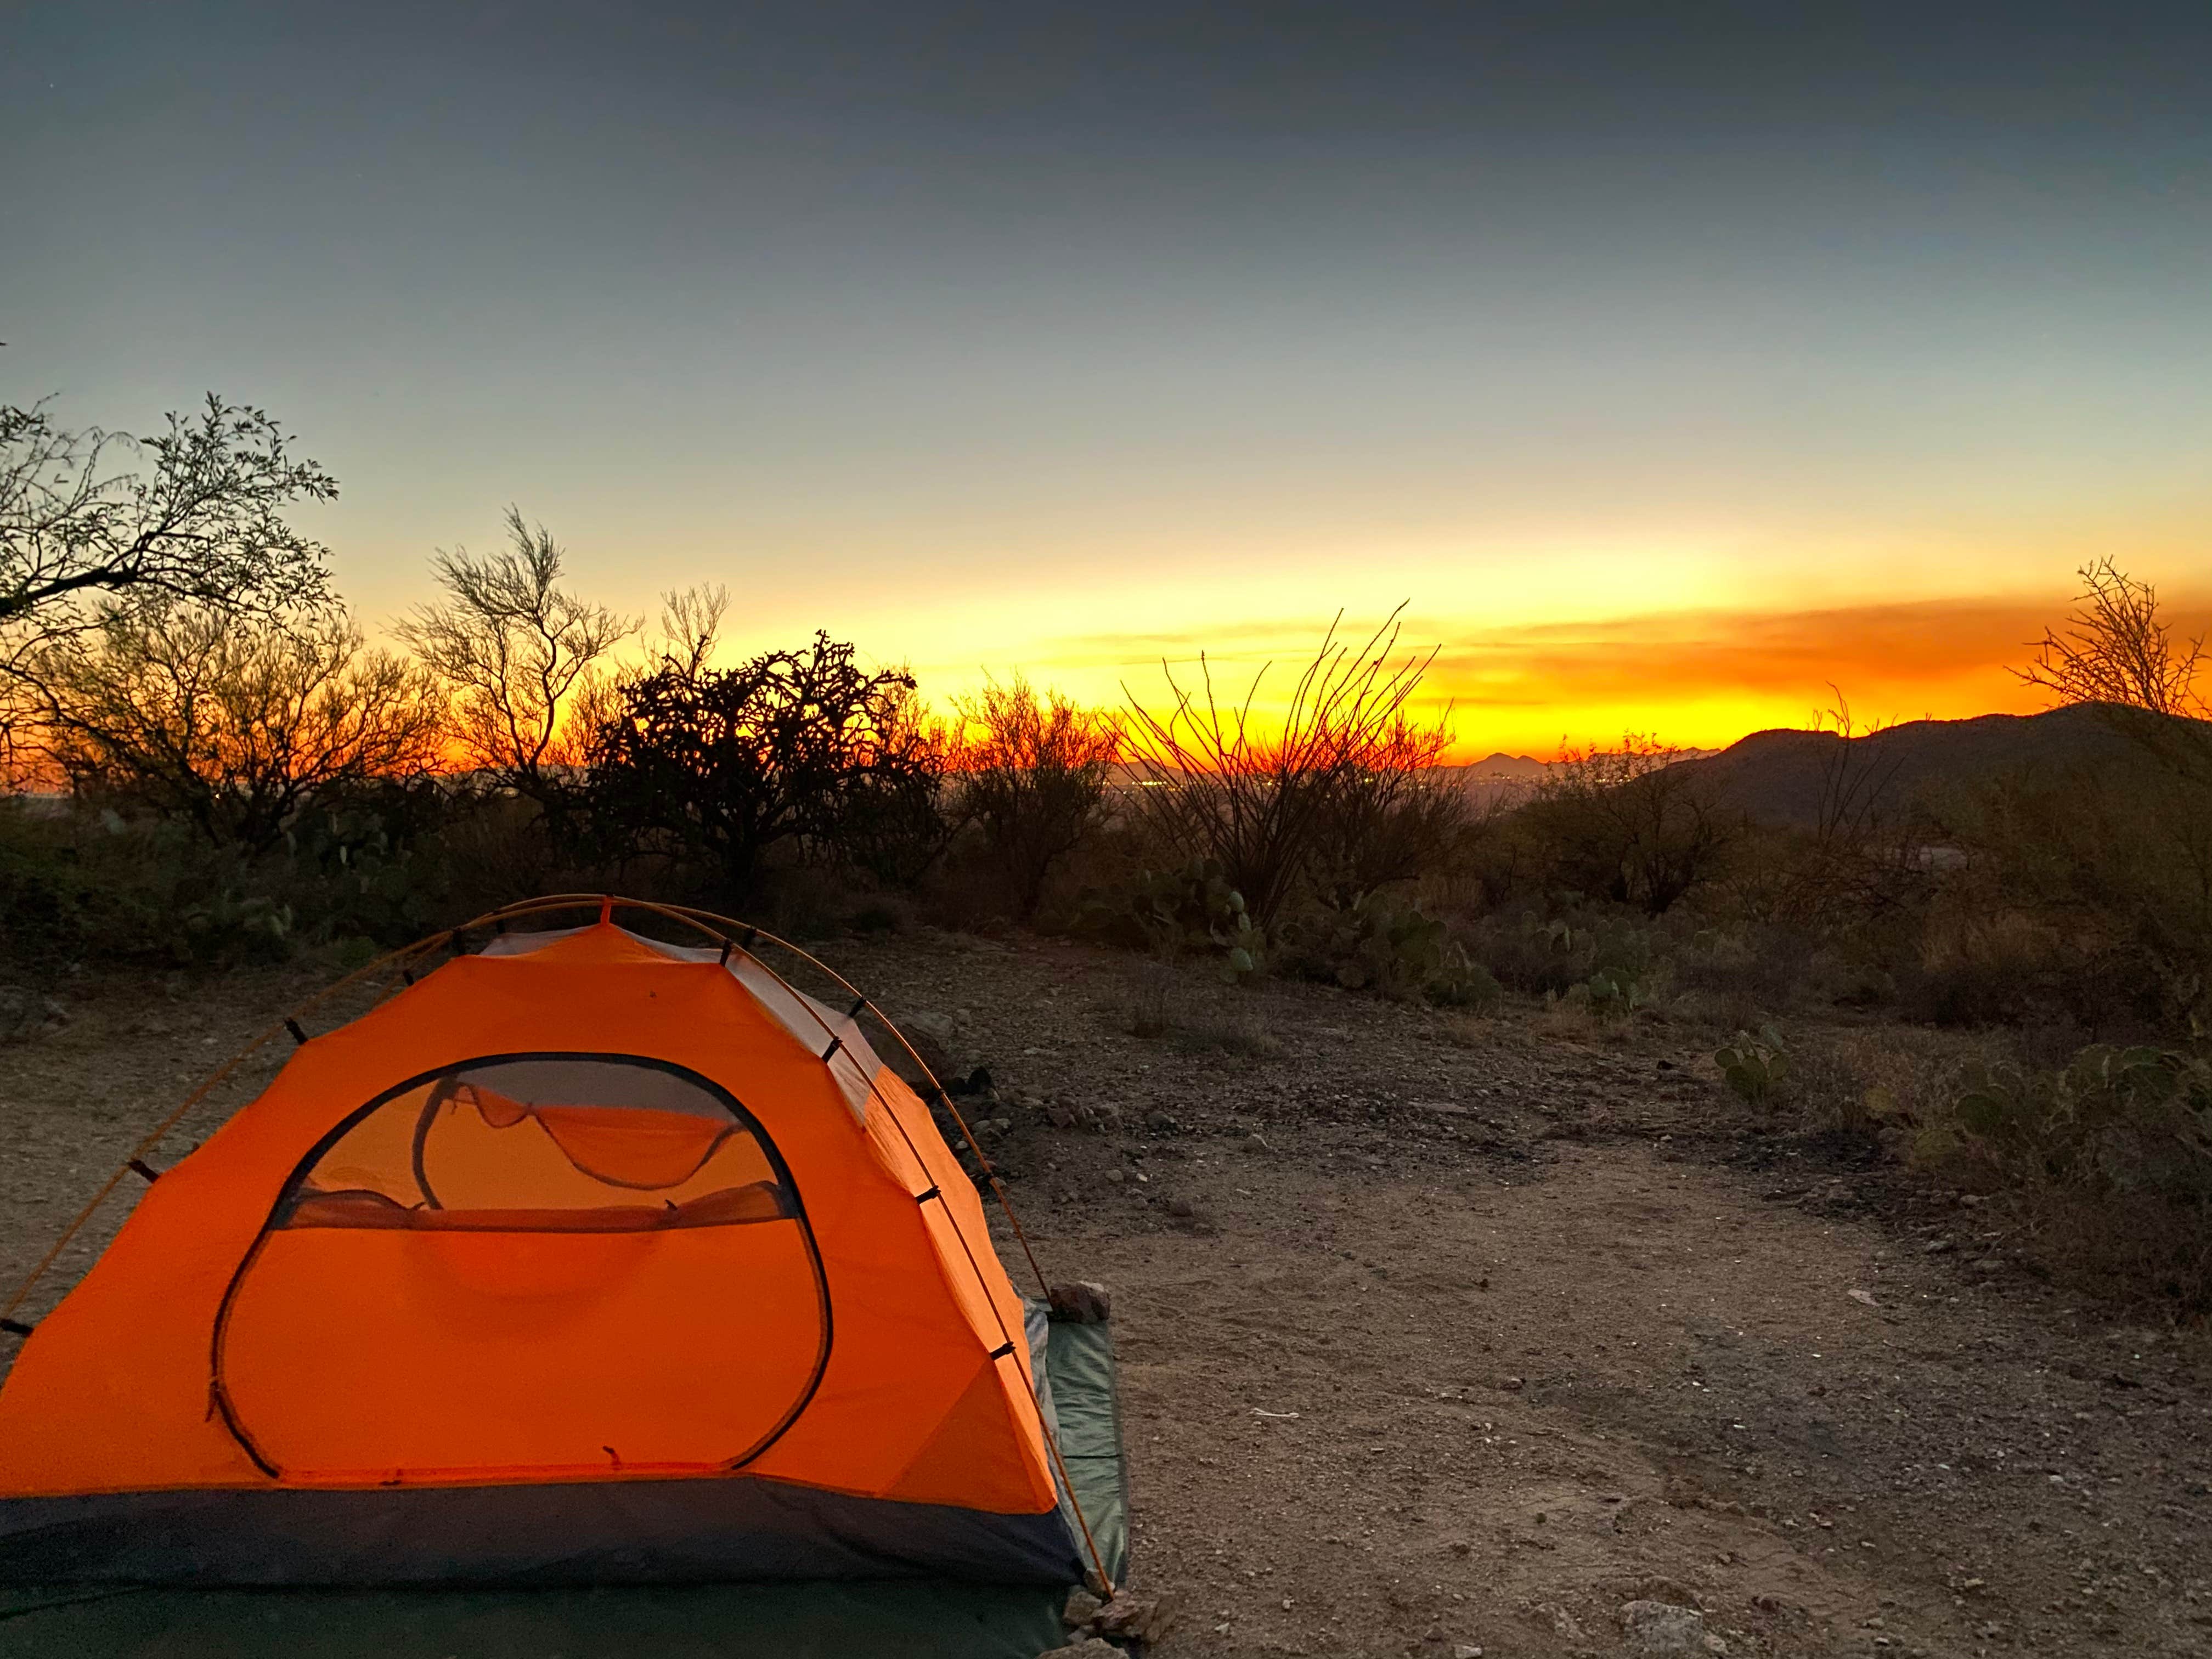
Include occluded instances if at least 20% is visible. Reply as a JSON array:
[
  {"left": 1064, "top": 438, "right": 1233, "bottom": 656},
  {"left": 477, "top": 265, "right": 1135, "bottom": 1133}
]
[
  {"left": 1714, "top": 1024, "right": 1790, "bottom": 1104},
  {"left": 1076, "top": 858, "right": 1262, "bottom": 980},
  {"left": 1280, "top": 891, "right": 1496, "bottom": 1006}
]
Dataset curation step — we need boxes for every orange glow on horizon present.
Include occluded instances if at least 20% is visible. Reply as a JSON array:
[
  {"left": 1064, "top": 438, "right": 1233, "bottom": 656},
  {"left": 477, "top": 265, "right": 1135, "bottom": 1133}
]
[{"left": 904, "top": 591, "right": 2207, "bottom": 764}]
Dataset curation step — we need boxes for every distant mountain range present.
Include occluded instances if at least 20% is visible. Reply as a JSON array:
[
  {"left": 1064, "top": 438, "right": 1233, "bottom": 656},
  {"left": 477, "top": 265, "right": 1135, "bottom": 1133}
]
[
  {"left": 1111, "top": 706, "right": 2188, "bottom": 827},
  {"left": 1675, "top": 703, "right": 2192, "bottom": 829},
  {"left": 1442, "top": 705, "right": 2194, "bottom": 825}
]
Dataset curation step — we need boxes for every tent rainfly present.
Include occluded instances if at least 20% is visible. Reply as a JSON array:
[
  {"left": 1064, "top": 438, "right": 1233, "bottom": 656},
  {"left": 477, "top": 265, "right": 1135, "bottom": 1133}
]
[{"left": 0, "top": 899, "right": 1125, "bottom": 1643}]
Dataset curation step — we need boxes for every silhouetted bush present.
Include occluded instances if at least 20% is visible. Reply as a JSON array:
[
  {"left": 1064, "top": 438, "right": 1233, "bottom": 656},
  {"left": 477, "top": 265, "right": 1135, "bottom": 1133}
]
[
  {"left": 27, "top": 602, "right": 444, "bottom": 854},
  {"left": 1916, "top": 755, "right": 2212, "bottom": 1036},
  {"left": 1120, "top": 612, "right": 1451, "bottom": 932},
  {"left": 1514, "top": 736, "right": 1742, "bottom": 915},
  {"left": 951, "top": 675, "right": 1120, "bottom": 919},
  {"left": 582, "top": 631, "right": 951, "bottom": 901}
]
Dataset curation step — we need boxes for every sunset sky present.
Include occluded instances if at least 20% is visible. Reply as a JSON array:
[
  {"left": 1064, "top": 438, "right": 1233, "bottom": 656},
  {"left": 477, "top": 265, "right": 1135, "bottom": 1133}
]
[{"left": 6, "top": 4, "right": 2209, "bottom": 756}]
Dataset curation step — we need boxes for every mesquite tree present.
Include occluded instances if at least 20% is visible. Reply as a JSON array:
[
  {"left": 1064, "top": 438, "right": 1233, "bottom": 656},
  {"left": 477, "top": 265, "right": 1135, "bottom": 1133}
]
[{"left": 584, "top": 631, "right": 949, "bottom": 894}]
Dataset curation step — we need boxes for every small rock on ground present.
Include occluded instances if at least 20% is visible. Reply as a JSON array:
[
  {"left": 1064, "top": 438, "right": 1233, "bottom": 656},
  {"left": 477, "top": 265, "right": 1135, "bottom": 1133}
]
[{"left": 1620, "top": 1598, "right": 1727, "bottom": 1656}]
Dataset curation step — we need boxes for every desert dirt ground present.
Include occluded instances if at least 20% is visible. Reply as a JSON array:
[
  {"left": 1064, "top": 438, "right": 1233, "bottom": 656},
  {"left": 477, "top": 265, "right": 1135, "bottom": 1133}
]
[{"left": 1, "top": 928, "right": 2209, "bottom": 1658}]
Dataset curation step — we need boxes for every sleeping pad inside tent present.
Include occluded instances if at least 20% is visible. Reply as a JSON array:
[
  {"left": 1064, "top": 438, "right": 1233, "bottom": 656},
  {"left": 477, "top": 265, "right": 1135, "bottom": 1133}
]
[{"left": 0, "top": 908, "right": 1129, "bottom": 1656}]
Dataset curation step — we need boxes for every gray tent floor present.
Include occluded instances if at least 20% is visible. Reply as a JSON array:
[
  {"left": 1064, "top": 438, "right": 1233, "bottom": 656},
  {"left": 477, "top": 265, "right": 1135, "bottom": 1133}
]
[
  {"left": 0, "top": 1581, "right": 1066, "bottom": 1658},
  {"left": 0, "top": 1326, "right": 1128, "bottom": 1657}
]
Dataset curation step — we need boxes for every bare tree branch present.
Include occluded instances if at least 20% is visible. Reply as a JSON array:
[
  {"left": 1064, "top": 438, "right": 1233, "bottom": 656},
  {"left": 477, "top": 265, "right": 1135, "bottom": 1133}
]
[
  {"left": 2017, "top": 558, "right": 2207, "bottom": 719},
  {"left": 0, "top": 394, "right": 336, "bottom": 657},
  {"left": 396, "top": 507, "right": 636, "bottom": 799}
]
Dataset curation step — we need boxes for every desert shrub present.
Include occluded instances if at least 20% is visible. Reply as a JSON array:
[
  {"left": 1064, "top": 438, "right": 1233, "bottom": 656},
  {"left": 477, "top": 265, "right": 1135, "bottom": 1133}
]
[
  {"left": 1301, "top": 730, "right": 1474, "bottom": 906},
  {"left": 1515, "top": 735, "right": 1742, "bottom": 915},
  {"left": 1942, "top": 1043, "right": 2212, "bottom": 1307},
  {"left": 0, "top": 809, "right": 304, "bottom": 968},
  {"left": 1667, "top": 920, "right": 1880, "bottom": 1018},
  {"left": 271, "top": 788, "right": 457, "bottom": 944},
  {"left": 748, "top": 861, "right": 883, "bottom": 942},
  {"left": 1075, "top": 857, "right": 1261, "bottom": 980},
  {"left": 952, "top": 675, "right": 1120, "bottom": 919},
  {"left": 1953, "top": 557, "right": 2212, "bottom": 1039},
  {"left": 1917, "top": 755, "right": 2212, "bottom": 1037},
  {"left": 1950, "top": 1046, "right": 2212, "bottom": 1205},
  {"left": 823, "top": 678, "right": 960, "bottom": 888},
  {"left": 0, "top": 801, "right": 129, "bottom": 970},
  {"left": 582, "top": 631, "right": 952, "bottom": 900},
  {"left": 1120, "top": 611, "right": 1452, "bottom": 932},
  {"left": 1276, "top": 891, "right": 1496, "bottom": 1005},
  {"left": 1782, "top": 1024, "right": 2009, "bottom": 1143},
  {"left": 1775, "top": 1022, "right": 2212, "bottom": 1308},
  {"left": 2018, "top": 557, "right": 2205, "bottom": 720},
  {"left": 1458, "top": 911, "right": 1585, "bottom": 997},
  {"left": 0, "top": 775, "right": 553, "bottom": 975},
  {"left": 1895, "top": 909, "right": 2079, "bottom": 1032},
  {"left": 426, "top": 789, "right": 578, "bottom": 919},
  {"left": 1460, "top": 907, "right": 1656, "bottom": 1002},
  {"left": 26, "top": 601, "right": 445, "bottom": 854}
]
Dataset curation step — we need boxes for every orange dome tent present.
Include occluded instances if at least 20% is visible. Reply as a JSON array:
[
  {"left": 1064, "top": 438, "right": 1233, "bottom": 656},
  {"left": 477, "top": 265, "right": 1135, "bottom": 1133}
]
[{"left": 0, "top": 899, "right": 1121, "bottom": 1604}]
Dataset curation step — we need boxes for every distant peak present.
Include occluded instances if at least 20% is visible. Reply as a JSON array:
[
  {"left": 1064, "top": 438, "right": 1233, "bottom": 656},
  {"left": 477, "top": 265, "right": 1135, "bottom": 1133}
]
[{"left": 1469, "top": 752, "right": 1547, "bottom": 774}]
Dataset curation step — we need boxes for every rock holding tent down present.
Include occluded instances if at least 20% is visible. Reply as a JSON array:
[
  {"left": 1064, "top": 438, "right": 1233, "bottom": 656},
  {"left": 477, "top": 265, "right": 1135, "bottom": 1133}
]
[
  {"left": 898, "top": 1008, "right": 964, "bottom": 1083},
  {"left": 1092, "top": 1590, "right": 1171, "bottom": 1641},
  {"left": 1054, "top": 1585, "right": 1172, "bottom": 1647},
  {"left": 1048, "top": 1282, "right": 1113, "bottom": 1324}
]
